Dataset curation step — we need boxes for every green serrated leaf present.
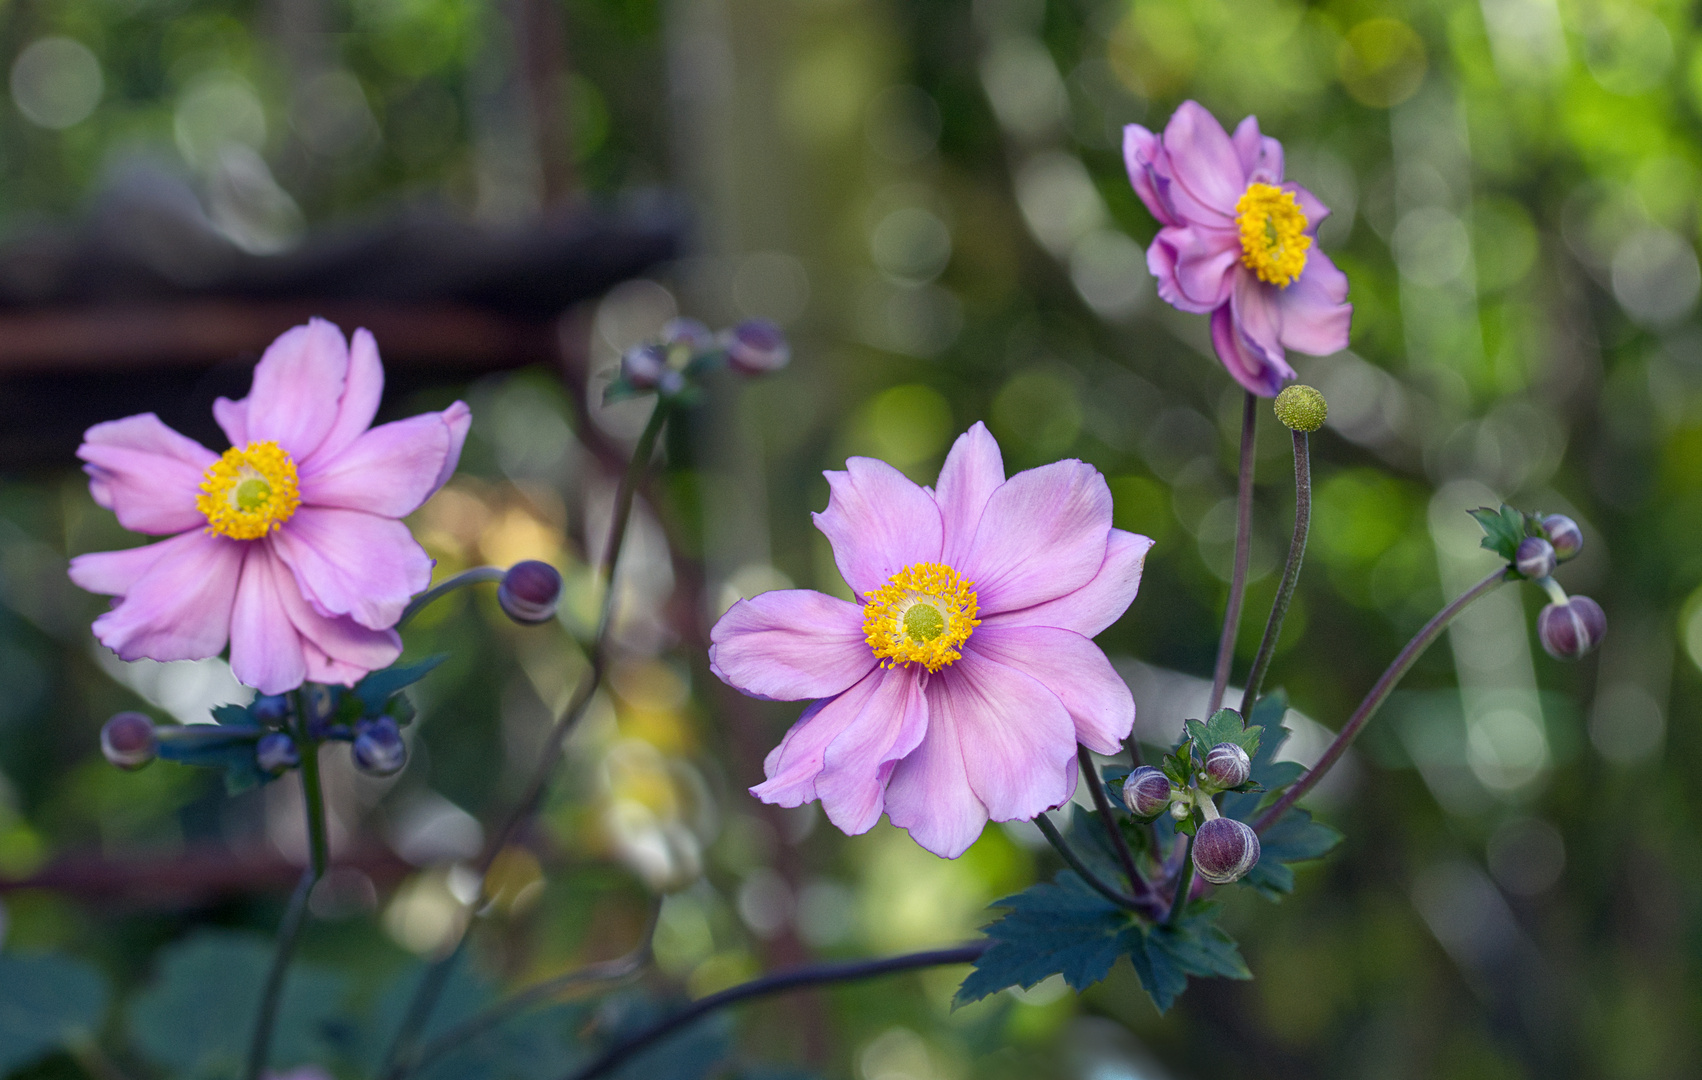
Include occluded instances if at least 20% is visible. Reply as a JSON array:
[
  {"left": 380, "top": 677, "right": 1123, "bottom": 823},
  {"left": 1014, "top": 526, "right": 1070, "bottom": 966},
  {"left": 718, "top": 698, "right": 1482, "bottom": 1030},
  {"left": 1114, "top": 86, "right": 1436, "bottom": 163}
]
[
  {"left": 1125, "top": 906, "right": 1251, "bottom": 1013},
  {"left": 354, "top": 655, "right": 448, "bottom": 714},
  {"left": 1469, "top": 505, "right": 1524, "bottom": 562},
  {"left": 128, "top": 931, "right": 349, "bottom": 1077},
  {"left": 954, "top": 873, "right": 1138, "bottom": 1006},
  {"left": 1233, "top": 725, "right": 1263, "bottom": 758},
  {"left": 1125, "top": 932, "right": 1189, "bottom": 1013},
  {"left": 1202, "top": 708, "right": 1244, "bottom": 746},
  {"left": 1260, "top": 807, "right": 1344, "bottom": 863},
  {"left": 1160, "top": 754, "right": 1187, "bottom": 787},
  {"left": 0, "top": 952, "right": 110, "bottom": 1075}
]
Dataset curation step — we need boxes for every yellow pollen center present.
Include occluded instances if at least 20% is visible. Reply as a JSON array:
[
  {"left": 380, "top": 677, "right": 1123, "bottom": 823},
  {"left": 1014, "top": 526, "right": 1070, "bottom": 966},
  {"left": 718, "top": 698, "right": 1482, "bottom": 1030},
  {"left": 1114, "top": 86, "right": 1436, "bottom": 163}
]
[
  {"left": 862, "top": 562, "right": 980, "bottom": 672},
  {"left": 197, "top": 441, "right": 301, "bottom": 540},
  {"left": 1235, "top": 182, "right": 1311, "bottom": 288}
]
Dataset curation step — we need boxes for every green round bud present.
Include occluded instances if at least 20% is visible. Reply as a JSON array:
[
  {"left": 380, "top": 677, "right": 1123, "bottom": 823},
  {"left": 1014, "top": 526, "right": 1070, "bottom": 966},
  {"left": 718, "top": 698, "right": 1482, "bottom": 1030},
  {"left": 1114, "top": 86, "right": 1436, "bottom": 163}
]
[{"left": 1273, "top": 385, "right": 1327, "bottom": 432}]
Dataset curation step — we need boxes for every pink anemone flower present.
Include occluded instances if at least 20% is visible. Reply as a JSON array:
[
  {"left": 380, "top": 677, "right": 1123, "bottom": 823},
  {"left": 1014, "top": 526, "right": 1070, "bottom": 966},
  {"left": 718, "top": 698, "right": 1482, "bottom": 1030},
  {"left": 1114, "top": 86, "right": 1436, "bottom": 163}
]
[
  {"left": 69, "top": 319, "right": 469, "bottom": 695},
  {"left": 709, "top": 423, "right": 1153, "bottom": 859},
  {"left": 1125, "top": 100, "right": 1352, "bottom": 397}
]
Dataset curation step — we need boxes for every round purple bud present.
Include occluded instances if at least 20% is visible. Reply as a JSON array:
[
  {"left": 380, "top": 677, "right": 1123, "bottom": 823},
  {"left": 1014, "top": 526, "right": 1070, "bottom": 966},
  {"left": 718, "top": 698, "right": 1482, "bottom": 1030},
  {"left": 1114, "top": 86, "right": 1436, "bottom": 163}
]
[
  {"left": 1542, "top": 514, "right": 1583, "bottom": 562},
  {"left": 1192, "top": 817, "right": 1261, "bottom": 885},
  {"left": 661, "top": 317, "right": 714, "bottom": 352},
  {"left": 101, "top": 712, "right": 156, "bottom": 770},
  {"left": 1203, "top": 743, "right": 1252, "bottom": 789},
  {"left": 620, "top": 344, "right": 669, "bottom": 390},
  {"left": 252, "top": 694, "right": 290, "bottom": 726},
  {"left": 256, "top": 732, "right": 300, "bottom": 774},
  {"left": 499, "top": 560, "right": 563, "bottom": 625},
  {"left": 1124, "top": 766, "right": 1172, "bottom": 818},
  {"left": 724, "top": 319, "right": 790, "bottom": 376},
  {"left": 1514, "top": 536, "right": 1557, "bottom": 580},
  {"left": 1537, "top": 596, "right": 1607, "bottom": 660},
  {"left": 353, "top": 717, "right": 407, "bottom": 777}
]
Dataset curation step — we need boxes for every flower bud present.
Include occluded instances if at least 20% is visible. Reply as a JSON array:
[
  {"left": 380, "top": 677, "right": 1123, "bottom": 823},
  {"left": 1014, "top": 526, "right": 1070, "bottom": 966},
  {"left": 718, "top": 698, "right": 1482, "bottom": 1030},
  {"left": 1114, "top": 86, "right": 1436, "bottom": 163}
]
[
  {"left": 1273, "top": 384, "right": 1327, "bottom": 432},
  {"left": 1192, "top": 817, "right": 1260, "bottom": 885},
  {"left": 101, "top": 712, "right": 156, "bottom": 770},
  {"left": 1202, "top": 742, "right": 1251, "bottom": 789},
  {"left": 498, "top": 560, "right": 563, "bottom": 625},
  {"left": 353, "top": 717, "right": 406, "bottom": 777},
  {"left": 724, "top": 319, "right": 789, "bottom": 375},
  {"left": 660, "top": 317, "right": 714, "bottom": 352},
  {"left": 1542, "top": 514, "right": 1583, "bottom": 561},
  {"left": 256, "top": 732, "right": 300, "bottom": 774},
  {"left": 1537, "top": 596, "right": 1606, "bottom": 660},
  {"left": 252, "top": 694, "right": 291, "bottom": 726},
  {"left": 1514, "top": 536, "right": 1556, "bottom": 580},
  {"left": 1124, "top": 766, "right": 1172, "bottom": 818}
]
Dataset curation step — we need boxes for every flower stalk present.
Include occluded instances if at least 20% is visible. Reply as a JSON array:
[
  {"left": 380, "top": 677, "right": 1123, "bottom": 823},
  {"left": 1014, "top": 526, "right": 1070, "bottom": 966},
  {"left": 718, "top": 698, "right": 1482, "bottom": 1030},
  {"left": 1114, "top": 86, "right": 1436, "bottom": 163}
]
[
  {"left": 1076, "top": 745, "right": 1142, "bottom": 892},
  {"left": 396, "top": 566, "right": 506, "bottom": 627},
  {"left": 1209, "top": 392, "right": 1258, "bottom": 715},
  {"left": 1254, "top": 565, "right": 1509, "bottom": 832},
  {"left": 1034, "top": 813, "right": 1145, "bottom": 913},
  {"left": 1165, "top": 835, "right": 1197, "bottom": 925},
  {"left": 1242, "top": 427, "right": 1312, "bottom": 706}
]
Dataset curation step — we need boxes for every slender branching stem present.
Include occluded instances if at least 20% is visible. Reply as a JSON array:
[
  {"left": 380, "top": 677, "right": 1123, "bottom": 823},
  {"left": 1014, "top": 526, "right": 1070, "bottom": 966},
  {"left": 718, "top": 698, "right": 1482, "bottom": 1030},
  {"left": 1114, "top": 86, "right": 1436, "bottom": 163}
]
[
  {"left": 396, "top": 566, "right": 506, "bottom": 628},
  {"left": 1243, "top": 430, "right": 1311, "bottom": 707},
  {"left": 557, "top": 944, "right": 989, "bottom": 1080},
  {"left": 1209, "top": 392, "right": 1258, "bottom": 715},
  {"left": 295, "top": 739, "right": 329, "bottom": 882},
  {"left": 1254, "top": 566, "right": 1509, "bottom": 832},
  {"left": 1034, "top": 814, "right": 1145, "bottom": 912},
  {"left": 380, "top": 398, "right": 672, "bottom": 1073},
  {"left": 1076, "top": 745, "right": 1142, "bottom": 893},
  {"left": 1165, "top": 835, "right": 1196, "bottom": 926},
  {"left": 391, "top": 905, "right": 661, "bottom": 1080},
  {"left": 244, "top": 869, "right": 315, "bottom": 1079}
]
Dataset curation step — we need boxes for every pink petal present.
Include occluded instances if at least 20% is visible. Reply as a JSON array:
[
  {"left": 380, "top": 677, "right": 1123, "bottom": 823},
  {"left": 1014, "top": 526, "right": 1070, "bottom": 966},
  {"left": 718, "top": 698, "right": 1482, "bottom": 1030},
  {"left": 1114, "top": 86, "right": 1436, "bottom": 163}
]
[
  {"left": 1232, "top": 115, "right": 1284, "bottom": 185},
  {"left": 1286, "top": 182, "right": 1330, "bottom": 232},
  {"left": 1159, "top": 101, "right": 1243, "bottom": 225},
  {"left": 244, "top": 319, "right": 350, "bottom": 460},
  {"left": 708, "top": 589, "right": 876, "bottom": 701},
  {"left": 967, "top": 625, "right": 1134, "bottom": 755},
  {"left": 90, "top": 531, "right": 244, "bottom": 663},
  {"left": 1276, "top": 248, "right": 1352, "bottom": 356},
  {"left": 958, "top": 460, "right": 1112, "bottom": 614},
  {"left": 70, "top": 533, "right": 197, "bottom": 596},
  {"left": 1123, "top": 123, "right": 1180, "bottom": 228},
  {"left": 229, "top": 544, "right": 307, "bottom": 693},
  {"left": 752, "top": 669, "right": 885, "bottom": 808},
  {"left": 982, "top": 528, "right": 1153, "bottom": 638},
  {"left": 931, "top": 648, "right": 1076, "bottom": 823},
  {"left": 78, "top": 414, "right": 216, "bottom": 535},
  {"left": 1211, "top": 280, "right": 1294, "bottom": 397},
  {"left": 814, "top": 667, "right": 928, "bottom": 835},
  {"left": 275, "top": 566, "right": 403, "bottom": 684},
  {"left": 812, "top": 458, "right": 943, "bottom": 595},
  {"left": 270, "top": 507, "right": 433, "bottom": 630},
  {"left": 883, "top": 684, "right": 988, "bottom": 859},
  {"left": 433, "top": 401, "right": 472, "bottom": 492},
  {"left": 303, "top": 327, "right": 385, "bottom": 468},
  {"left": 1156, "top": 225, "right": 1241, "bottom": 312},
  {"left": 298, "top": 412, "right": 451, "bottom": 518},
  {"left": 933, "top": 422, "right": 1005, "bottom": 567},
  {"left": 212, "top": 397, "right": 247, "bottom": 447}
]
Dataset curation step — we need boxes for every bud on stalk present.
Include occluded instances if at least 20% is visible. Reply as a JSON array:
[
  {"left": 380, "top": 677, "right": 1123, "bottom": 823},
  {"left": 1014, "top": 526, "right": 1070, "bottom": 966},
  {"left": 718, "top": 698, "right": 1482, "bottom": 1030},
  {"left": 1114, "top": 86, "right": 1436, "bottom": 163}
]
[
  {"left": 1515, "top": 536, "right": 1557, "bottom": 580},
  {"left": 724, "top": 319, "right": 790, "bottom": 375},
  {"left": 353, "top": 716, "right": 407, "bottom": 776},
  {"left": 1123, "top": 765, "right": 1173, "bottom": 818},
  {"left": 1202, "top": 742, "right": 1251, "bottom": 789},
  {"left": 1542, "top": 514, "right": 1583, "bottom": 561},
  {"left": 1192, "top": 817, "right": 1261, "bottom": 885},
  {"left": 101, "top": 712, "right": 156, "bottom": 770},
  {"left": 256, "top": 732, "right": 300, "bottom": 774},
  {"left": 499, "top": 560, "right": 564, "bottom": 625},
  {"left": 1538, "top": 596, "right": 1606, "bottom": 660}
]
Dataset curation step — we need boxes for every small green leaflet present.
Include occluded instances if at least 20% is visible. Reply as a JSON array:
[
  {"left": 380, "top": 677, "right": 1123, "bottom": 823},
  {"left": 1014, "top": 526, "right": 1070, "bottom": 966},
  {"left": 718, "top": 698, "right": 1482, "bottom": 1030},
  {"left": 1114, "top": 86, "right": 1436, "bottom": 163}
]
[
  {"left": 1183, "top": 708, "right": 1262, "bottom": 761},
  {"left": 354, "top": 655, "right": 448, "bottom": 715},
  {"left": 954, "top": 872, "right": 1140, "bottom": 1007},
  {"left": 0, "top": 952, "right": 110, "bottom": 1075},
  {"left": 153, "top": 725, "right": 268, "bottom": 794},
  {"left": 1469, "top": 504, "right": 1541, "bottom": 565},
  {"left": 1126, "top": 904, "right": 1252, "bottom": 1013}
]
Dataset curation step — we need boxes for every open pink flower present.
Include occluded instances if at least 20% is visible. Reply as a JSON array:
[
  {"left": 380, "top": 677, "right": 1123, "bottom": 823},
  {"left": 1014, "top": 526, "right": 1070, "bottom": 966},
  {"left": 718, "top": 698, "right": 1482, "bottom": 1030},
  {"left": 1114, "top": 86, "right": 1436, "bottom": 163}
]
[
  {"left": 1125, "top": 101, "right": 1351, "bottom": 397},
  {"left": 709, "top": 424, "right": 1153, "bottom": 858},
  {"left": 69, "top": 319, "right": 469, "bottom": 694}
]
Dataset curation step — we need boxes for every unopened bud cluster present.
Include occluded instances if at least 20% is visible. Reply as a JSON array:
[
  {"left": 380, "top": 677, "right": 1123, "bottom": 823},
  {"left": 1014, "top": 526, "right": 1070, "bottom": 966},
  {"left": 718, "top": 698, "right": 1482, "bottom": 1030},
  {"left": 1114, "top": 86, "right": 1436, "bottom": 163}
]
[
  {"left": 616, "top": 317, "right": 791, "bottom": 399},
  {"left": 1516, "top": 512, "right": 1606, "bottom": 661},
  {"left": 1193, "top": 817, "right": 1261, "bottom": 885}
]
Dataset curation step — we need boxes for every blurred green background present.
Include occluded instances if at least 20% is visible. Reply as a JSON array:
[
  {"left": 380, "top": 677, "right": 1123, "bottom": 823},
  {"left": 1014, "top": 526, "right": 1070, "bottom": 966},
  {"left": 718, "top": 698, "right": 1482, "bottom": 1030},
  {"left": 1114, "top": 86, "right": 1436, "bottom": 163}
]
[{"left": 0, "top": 0, "right": 1696, "bottom": 1076}]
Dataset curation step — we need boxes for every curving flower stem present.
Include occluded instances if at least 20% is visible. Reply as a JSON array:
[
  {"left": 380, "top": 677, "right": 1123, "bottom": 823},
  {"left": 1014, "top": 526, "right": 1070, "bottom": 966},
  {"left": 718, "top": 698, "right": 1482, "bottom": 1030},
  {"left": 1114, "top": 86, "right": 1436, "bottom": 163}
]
[
  {"left": 556, "top": 944, "right": 989, "bottom": 1080},
  {"left": 1209, "top": 392, "right": 1258, "bottom": 715},
  {"left": 396, "top": 566, "right": 506, "bottom": 628},
  {"left": 1242, "top": 429, "right": 1312, "bottom": 707},
  {"left": 1254, "top": 566, "right": 1509, "bottom": 832},
  {"left": 381, "top": 398, "right": 672, "bottom": 1075},
  {"left": 1164, "top": 834, "right": 1196, "bottom": 926},
  {"left": 1034, "top": 814, "right": 1145, "bottom": 913},
  {"left": 1076, "top": 745, "right": 1142, "bottom": 893}
]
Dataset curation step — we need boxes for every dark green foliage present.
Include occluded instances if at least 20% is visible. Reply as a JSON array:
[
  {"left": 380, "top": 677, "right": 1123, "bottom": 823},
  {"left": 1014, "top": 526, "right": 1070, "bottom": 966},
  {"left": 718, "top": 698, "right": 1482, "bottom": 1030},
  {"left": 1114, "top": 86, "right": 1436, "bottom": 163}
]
[
  {"left": 353, "top": 655, "right": 448, "bottom": 716},
  {"left": 0, "top": 952, "right": 109, "bottom": 1075},
  {"left": 1125, "top": 905, "right": 1252, "bottom": 1013},
  {"left": 1220, "top": 691, "right": 1344, "bottom": 900},
  {"left": 152, "top": 725, "right": 267, "bottom": 794},
  {"left": 1469, "top": 504, "right": 1542, "bottom": 566},
  {"left": 954, "top": 872, "right": 1139, "bottom": 1006}
]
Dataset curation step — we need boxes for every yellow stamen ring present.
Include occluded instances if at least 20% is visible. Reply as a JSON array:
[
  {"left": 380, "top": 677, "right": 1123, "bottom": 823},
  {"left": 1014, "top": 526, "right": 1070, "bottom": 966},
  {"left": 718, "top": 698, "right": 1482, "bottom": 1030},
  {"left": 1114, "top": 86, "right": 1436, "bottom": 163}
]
[
  {"left": 862, "top": 562, "right": 980, "bottom": 672},
  {"left": 197, "top": 441, "right": 301, "bottom": 540},
  {"left": 1235, "top": 182, "right": 1311, "bottom": 288}
]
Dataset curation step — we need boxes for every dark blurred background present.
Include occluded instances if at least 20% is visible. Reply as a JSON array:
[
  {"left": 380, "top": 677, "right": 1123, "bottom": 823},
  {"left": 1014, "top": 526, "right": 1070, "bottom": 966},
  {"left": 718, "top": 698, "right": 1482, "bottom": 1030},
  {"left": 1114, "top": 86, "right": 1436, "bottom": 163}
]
[{"left": 0, "top": 0, "right": 1695, "bottom": 1076}]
